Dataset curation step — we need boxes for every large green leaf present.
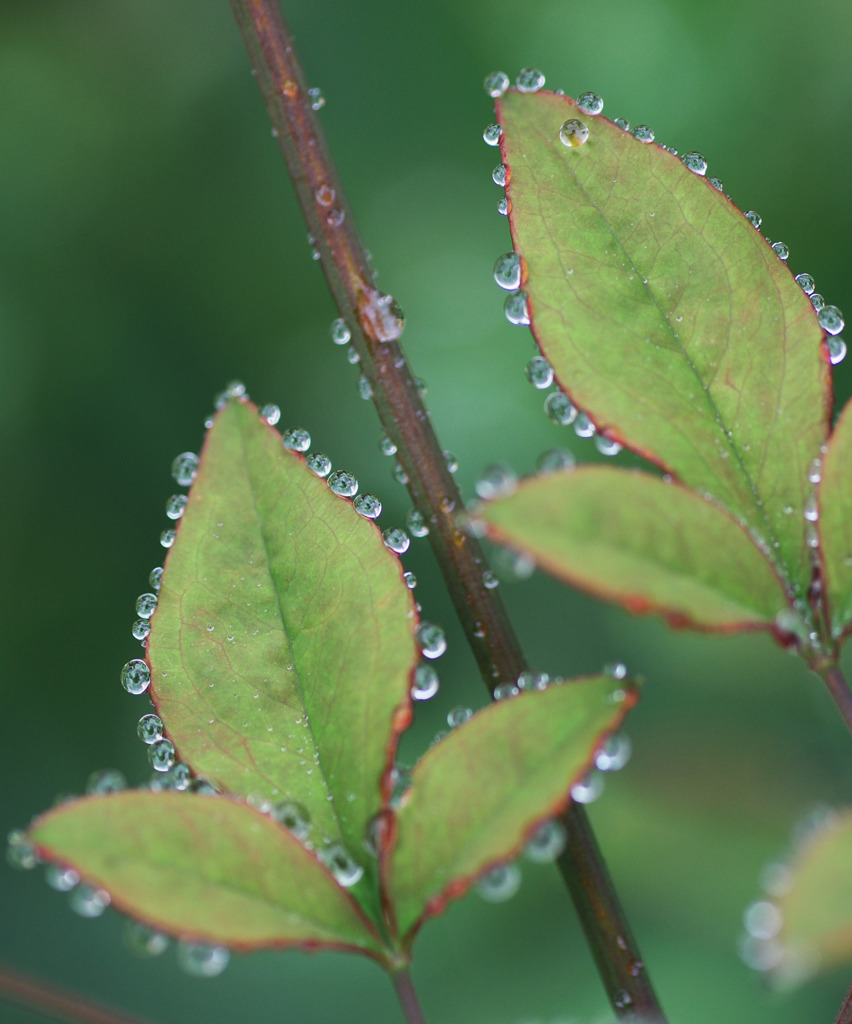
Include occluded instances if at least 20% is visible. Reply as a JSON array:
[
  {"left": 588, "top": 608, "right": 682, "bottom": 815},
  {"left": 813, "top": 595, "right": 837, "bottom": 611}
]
[
  {"left": 476, "top": 466, "right": 791, "bottom": 631},
  {"left": 819, "top": 398, "right": 852, "bottom": 641},
  {"left": 148, "top": 399, "right": 418, "bottom": 861},
  {"left": 29, "top": 792, "right": 387, "bottom": 959},
  {"left": 384, "top": 675, "right": 637, "bottom": 944},
  {"left": 496, "top": 89, "right": 831, "bottom": 599}
]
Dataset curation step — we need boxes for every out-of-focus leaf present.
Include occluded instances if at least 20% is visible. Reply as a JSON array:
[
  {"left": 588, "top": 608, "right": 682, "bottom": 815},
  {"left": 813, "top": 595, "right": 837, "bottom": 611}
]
[
  {"left": 147, "top": 399, "right": 418, "bottom": 861},
  {"left": 385, "top": 675, "right": 637, "bottom": 944},
  {"left": 476, "top": 466, "right": 791, "bottom": 631},
  {"left": 819, "top": 398, "right": 852, "bottom": 641},
  {"left": 29, "top": 792, "right": 387, "bottom": 959},
  {"left": 496, "top": 89, "right": 831, "bottom": 599}
]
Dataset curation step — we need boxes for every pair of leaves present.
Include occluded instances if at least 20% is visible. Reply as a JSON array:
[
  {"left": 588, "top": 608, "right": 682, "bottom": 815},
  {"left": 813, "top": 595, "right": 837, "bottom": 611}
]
[
  {"left": 478, "top": 89, "right": 851, "bottom": 659},
  {"left": 28, "top": 398, "right": 635, "bottom": 968}
]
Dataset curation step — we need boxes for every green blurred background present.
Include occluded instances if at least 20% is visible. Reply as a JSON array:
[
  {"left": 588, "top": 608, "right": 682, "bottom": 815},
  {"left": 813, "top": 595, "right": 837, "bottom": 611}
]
[{"left": 2, "top": 1, "right": 851, "bottom": 1022}]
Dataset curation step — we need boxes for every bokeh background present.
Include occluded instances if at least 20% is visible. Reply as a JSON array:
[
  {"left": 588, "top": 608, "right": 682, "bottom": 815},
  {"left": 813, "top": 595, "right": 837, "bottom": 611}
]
[{"left": 2, "top": 1, "right": 852, "bottom": 1022}]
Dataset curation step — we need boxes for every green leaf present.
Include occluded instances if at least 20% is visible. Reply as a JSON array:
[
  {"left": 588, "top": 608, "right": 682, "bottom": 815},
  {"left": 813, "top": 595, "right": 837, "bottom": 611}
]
[
  {"left": 819, "top": 398, "right": 852, "bottom": 641},
  {"left": 496, "top": 90, "right": 831, "bottom": 598},
  {"left": 385, "top": 675, "right": 637, "bottom": 944},
  {"left": 475, "top": 466, "right": 791, "bottom": 631},
  {"left": 28, "top": 792, "right": 387, "bottom": 958},
  {"left": 148, "top": 399, "right": 418, "bottom": 861},
  {"left": 760, "top": 808, "right": 852, "bottom": 984}
]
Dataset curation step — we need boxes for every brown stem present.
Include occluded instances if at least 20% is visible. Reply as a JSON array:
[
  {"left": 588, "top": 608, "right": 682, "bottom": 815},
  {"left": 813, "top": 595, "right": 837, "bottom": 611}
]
[
  {"left": 228, "top": 2, "right": 668, "bottom": 1020},
  {"left": 391, "top": 967, "right": 428, "bottom": 1024},
  {"left": 0, "top": 963, "right": 159, "bottom": 1024},
  {"left": 834, "top": 980, "right": 852, "bottom": 1024},
  {"left": 817, "top": 664, "right": 852, "bottom": 737}
]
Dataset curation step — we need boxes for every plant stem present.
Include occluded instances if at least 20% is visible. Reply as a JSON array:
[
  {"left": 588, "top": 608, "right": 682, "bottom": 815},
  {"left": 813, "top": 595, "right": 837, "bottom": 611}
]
[
  {"left": 834, "top": 980, "right": 852, "bottom": 1024},
  {"left": 228, "top": 2, "right": 668, "bottom": 1019},
  {"left": 0, "top": 962, "right": 159, "bottom": 1024},
  {"left": 817, "top": 664, "right": 852, "bottom": 737},
  {"left": 391, "top": 967, "right": 428, "bottom": 1024}
]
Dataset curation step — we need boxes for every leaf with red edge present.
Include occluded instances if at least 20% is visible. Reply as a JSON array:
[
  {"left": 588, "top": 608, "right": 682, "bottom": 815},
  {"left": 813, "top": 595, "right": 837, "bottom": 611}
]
[
  {"left": 147, "top": 398, "right": 418, "bottom": 869},
  {"left": 28, "top": 792, "right": 388, "bottom": 960},
  {"left": 819, "top": 397, "right": 852, "bottom": 642},
  {"left": 383, "top": 675, "right": 637, "bottom": 945},
  {"left": 475, "top": 466, "right": 792, "bottom": 632},
  {"left": 496, "top": 89, "right": 831, "bottom": 600}
]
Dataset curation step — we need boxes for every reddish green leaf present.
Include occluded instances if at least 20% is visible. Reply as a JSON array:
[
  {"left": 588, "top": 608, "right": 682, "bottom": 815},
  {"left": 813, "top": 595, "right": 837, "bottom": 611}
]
[
  {"left": 384, "top": 675, "right": 637, "bottom": 944},
  {"left": 476, "top": 466, "right": 791, "bottom": 631},
  {"left": 28, "top": 792, "right": 386, "bottom": 959},
  {"left": 819, "top": 398, "right": 852, "bottom": 641},
  {"left": 751, "top": 809, "right": 852, "bottom": 985},
  {"left": 496, "top": 90, "right": 831, "bottom": 599},
  {"left": 148, "top": 399, "right": 418, "bottom": 862}
]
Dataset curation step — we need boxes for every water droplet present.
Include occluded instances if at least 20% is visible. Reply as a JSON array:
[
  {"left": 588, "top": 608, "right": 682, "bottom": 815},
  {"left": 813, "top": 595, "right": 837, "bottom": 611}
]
[
  {"left": 594, "top": 733, "right": 632, "bottom": 772},
  {"left": 171, "top": 452, "right": 199, "bottom": 487},
  {"left": 86, "top": 769, "right": 127, "bottom": 795},
  {"left": 808, "top": 457, "right": 822, "bottom": 484},
  {"left": 571, "top": 772, "right": 605, "bottom": 804},
  {"left": 6, "top": 830, "right": 37, "bottom": 870},
  {"left": 483, "top": 71, "right": 510, "bottom": 98},
  {"left": 330, "top": 318, "right": 351, "bottom": 345},
  {"left": 681, "top": 151, "right": 707, "bottom": 175},
  {"left": 818, "top": 305, "right": 845, "bottom": 335},
  {"left": 137, "top": 713, "right": 164, "bottom": 744},
  {"left": 613, "top": 990, "right": 633, "bottom": 1009},
  {"left": 482, "top": 569, "right": 499, "bottom": 590},
  {"left": 524, "top": 355, "right": 554, "bottom": 390},
  {"left": 353, "top": 493, "right": 382, "bottom": 518},
  {"left": 411, "top": 663, "right": 439, "bottom": 701},
  {"left": 121, "top": 659, "right": 151, "bottom": 695},
  {"left": 475, "top": 463, "right": 518, "bottom": 500},
  {"left": 810, "top": 293, "right": 825, "bottom": 311},
  {"left": 392, "top": 461, "right": 409, "bottom": 485},
  {"left": 743, "top": 900, "right": 783, "bottom": 940},
  {"left": 631, "top": 125, "right": 654, "bottom": 143},
  {"left": 476, "top": 862, "right": 522, "bottom": 902},
  {"left": 576, "top": 91, "right": 603, "bottom": 115},
  {"left": 517, "top": 671, "right": 549, "bottom": 691},
  {"left": 493, "top": 252, "right": 522, "bottom": 291},
  {"left": 613, "top": 117, "right": 630, "bottom": 131},
  {"left": 537, "top": 447, "right": 576, "bottom": 472},
  {"left": 403, "top": 571, "right": 417, "bottom": 589},
  {"left": 406, "top": 509, "right": 429, "bottom": 537},
  {"left": 69, "top": 885, "right": 110, "bottom": 918},
  {"left": 177, "top": 943, "right": 230, "bottom": 978},
  {"left": 124, "top": 922, "right": 169, "bottom": 957},
  {"left": 504, "top": 291, "right": 530, "bottom": 326},
  {"left": 483, "top": 123, "right": 503, "bottom": 146},
  {"left": 315, "top": 183, "right": 335, "bottom": 207},
  {"left": 416, "top": 621, "right": 447, "bottom": 659},
  {"left": 132, "top": 619, "right": 151, "bottom": 641},
  {"left": 605, "top": 662, "right": 628, "bottom": 680},
  {"left": 320, "top": 843, "right": 364, "bottom": 886},
  {"left": 307, "top": 86, "right": 325, "bottom": 110},
  {"left": 745, "top": 210, "right": 762, "bottom": 229},
  {"left": 260, "top": 403, "right": 281, "bottom": 425},
  {"left": 771, "top": 241, "right": 789, "bottom": 260},
  {"left": 443, "top": 451, "right": 458, "bottom": 474},
  {"left": 161, "top": 762, "right": 191, "bottom": 791},
  {"left": 497, "top": 196, "right": 509, "bottom": 216},
  {"left": 708, "top": 177, "right": 724, "bottom": 191},
  {"left": 379, "top": 435, "right": 397, "bottom": 456},
  {"left": 135, "top": 593, "right": 158, "bottom": 619},
  {"left": 165, "top": 495, "right": 188, "bottom": 520},
  {"left": 559, "top": 118, "right": 589, "bottom": 148},
  {"left": 493, "top": 681, "right": 519, "bottom": 700},
  {"left": 828, "top": 336, "right": 847, "bottom": 365},
  {"left": 149, "top": 567, "right": 163, "bottom": 591},
  {"left": 357, "top": 374, "right": 373, "bottom": 400},
  {"left": 544, "top": 390, "right": 577, "bottom": 425},
  {"left": 594, "top": 435, "right": 622, "bottom": 456},
  {"left": 46, "top": 864, "right": 80, "bottom": 892},
  {"left": 447, "top": 706, "right": 473, "bottom": 728},
  {"left": 803, "top": 493, "right": 819, "bottom": 522},
  {"left": 328, "top": 471, "right": 358, "bottom": 497},
  {"left": 160, "top": 528, "right": 176, "bottom": 549},
  {"left": 362, "top": 291, "right": 405, "bottom": 343},
  {"left": 270, "top": 800, "right": 311, "bottom": 839},
  {"left": 282, "top": 427, "right": 311, "bottom": 451},
  {"left": 492, "top": 164, "right": 507, "bottom": 187},
  {"left": 306, "top": 453, "right": 332, "bottom": 478},
  {"left": 574, "top": 412, "right": 596, "bottom": 438},
  {"left": 525, "top": 819, "right": 567, "bottom": 862},
  {"left": 516, "top": 68, "right": 545, "bottom": 93},
  {"left": 148, "top": 739, "right": 176, "bottom": 772},
  {"left": 795, "top": 273, "right": 815, "bottom": 295},
  {"left": 382, "top": 527, "right": 410, "bottom": 554}
]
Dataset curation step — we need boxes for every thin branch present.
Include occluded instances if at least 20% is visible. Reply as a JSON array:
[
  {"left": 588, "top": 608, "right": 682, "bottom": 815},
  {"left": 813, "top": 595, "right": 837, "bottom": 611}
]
[
  {"left": 834, "top": 979, "right": 852, "bottom": 1024},
  {"left": 391, "top": 967, "right": 428, "bottom": 1024},
  {"left": 227, "top": 2, "right": 668, "bottom": 1020},
  {"left": 817, "top": 664, "right": 852, "bottom": 737},
  {"left": 0, "top": 963, "right": 160, "bottom": 1024}
]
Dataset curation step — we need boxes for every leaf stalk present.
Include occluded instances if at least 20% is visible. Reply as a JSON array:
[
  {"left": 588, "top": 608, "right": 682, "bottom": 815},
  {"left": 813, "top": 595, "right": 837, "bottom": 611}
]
[
  {"left": 391, "top": 966, "right": 428, "bottom": 1024},
  {"left": 816, "top": 663, "right": 852, "bottom": 737}
]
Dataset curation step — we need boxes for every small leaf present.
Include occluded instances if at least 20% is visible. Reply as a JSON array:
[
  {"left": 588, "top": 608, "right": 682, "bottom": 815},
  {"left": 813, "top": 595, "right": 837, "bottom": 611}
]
[
  {"left": 819, "top": 398, "right": 852, "bottom": 641},
  {"left": 496, "top": 90, "right": 830, "bottom": 598},
  {"left": 29, "top": 792, "right": 387, "bottom": 959},
  {"left": 385, "top": 675, "right": 637, "bottom": 944},
  {"left": 476, "top": 466, "right": 791, "bottom": 631},
  {"left": 760, "top": 808, "right": 852, "bottom": 984},
  {"left": 148, "top": 399, "right": 418, "bottom": 861}
]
